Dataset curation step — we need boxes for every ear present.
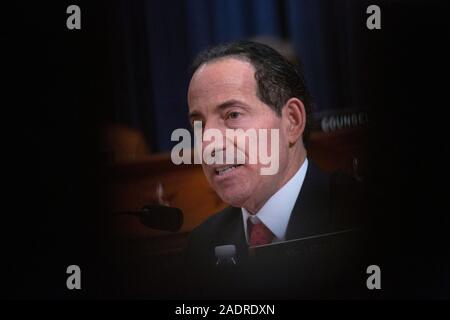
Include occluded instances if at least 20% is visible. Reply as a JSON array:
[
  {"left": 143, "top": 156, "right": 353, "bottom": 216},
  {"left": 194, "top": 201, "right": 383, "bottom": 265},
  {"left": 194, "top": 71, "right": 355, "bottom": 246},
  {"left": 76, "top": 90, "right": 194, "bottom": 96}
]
[{"left": 281, "top": 98, "right": 306, "bottom": 145}]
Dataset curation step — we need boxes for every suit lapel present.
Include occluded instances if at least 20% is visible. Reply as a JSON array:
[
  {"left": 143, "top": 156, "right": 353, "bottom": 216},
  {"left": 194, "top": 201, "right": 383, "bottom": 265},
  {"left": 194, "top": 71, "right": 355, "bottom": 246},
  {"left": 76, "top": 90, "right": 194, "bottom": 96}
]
[{"left": 285, "top": 161, "right": 331, "bottom": 240}]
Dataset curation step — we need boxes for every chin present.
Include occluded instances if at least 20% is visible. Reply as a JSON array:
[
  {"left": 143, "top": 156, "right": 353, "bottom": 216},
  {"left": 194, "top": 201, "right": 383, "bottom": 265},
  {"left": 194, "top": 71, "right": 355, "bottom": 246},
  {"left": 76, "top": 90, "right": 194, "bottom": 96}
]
[{"left": 215, "top": 187, "right": 250, "bottom": 207}]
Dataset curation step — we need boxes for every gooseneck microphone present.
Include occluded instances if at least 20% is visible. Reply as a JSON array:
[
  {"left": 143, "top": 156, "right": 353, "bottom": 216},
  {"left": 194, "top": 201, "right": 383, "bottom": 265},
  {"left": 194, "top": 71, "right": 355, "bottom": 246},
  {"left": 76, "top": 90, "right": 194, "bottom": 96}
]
[{"left": 116, "top": 204, "right": 183, "bottom": 232}]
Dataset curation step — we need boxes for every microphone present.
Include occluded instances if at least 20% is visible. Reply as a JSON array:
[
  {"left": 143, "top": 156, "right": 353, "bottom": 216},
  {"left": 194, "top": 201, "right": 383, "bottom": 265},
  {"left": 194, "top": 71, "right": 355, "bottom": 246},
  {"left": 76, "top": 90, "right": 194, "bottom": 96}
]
[{"left": 117, "top": 205, "right": 183, "bottom": 232}]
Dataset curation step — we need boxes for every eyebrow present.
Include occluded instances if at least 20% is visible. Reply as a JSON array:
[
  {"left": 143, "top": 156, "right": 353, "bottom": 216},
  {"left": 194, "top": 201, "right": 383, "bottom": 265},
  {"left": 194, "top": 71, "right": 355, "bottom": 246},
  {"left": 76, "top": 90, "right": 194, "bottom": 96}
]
[
  {"left": 188, "top": 110, "right": 202, "bottom": 120},
  {"left": 216, "top": 99, "right": 249, "bottom": 112},
  {"left": 188, "top": 99, "right": 250, "bottom": 120}
]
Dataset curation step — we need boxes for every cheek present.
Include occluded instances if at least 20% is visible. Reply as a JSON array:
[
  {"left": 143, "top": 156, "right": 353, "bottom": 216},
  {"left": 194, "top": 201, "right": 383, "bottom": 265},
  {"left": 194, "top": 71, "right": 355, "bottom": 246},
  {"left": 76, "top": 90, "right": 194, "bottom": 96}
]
[
  {"left": 274, "top": 131, "right": 289, "bottom": 159},
  {"left": 262, "top": 120, "right": 285, "bottom": 156}
]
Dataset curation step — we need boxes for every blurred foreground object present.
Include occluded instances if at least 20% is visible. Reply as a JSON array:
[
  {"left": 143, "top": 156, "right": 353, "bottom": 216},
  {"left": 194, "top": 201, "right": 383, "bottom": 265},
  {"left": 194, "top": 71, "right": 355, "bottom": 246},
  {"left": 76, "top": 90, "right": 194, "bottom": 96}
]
[{"left": 100, "top": 122, "right": 151, "bottom": 163}]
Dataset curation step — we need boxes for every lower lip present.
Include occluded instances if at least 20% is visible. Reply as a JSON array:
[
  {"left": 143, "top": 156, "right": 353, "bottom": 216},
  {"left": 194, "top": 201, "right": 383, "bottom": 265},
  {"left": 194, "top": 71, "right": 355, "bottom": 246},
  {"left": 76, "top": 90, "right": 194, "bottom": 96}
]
[{"left": 213, "top": 165, "right": 244, "bottom": 182}]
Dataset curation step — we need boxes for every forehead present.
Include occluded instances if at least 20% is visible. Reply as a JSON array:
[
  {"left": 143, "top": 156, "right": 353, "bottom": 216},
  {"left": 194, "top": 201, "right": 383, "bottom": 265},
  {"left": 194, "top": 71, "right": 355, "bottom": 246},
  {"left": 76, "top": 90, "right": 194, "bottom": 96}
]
[{"left": 188, "top": 58, "right": 258, "bottom": 108}]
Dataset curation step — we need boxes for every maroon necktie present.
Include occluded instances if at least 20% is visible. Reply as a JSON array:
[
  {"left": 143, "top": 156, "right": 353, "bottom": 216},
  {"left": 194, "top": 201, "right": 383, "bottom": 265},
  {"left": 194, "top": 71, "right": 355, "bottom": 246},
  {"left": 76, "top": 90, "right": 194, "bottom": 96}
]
[{"left": 247, "top": 216, "right": 274, "bottom": 246}]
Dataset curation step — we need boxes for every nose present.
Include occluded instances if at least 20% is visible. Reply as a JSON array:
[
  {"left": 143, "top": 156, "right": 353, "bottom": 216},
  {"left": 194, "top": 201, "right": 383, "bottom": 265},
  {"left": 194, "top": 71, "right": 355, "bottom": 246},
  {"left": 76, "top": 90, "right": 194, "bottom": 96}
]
[{"left": 201, "top": 119, "right": 227, "bottom": 161}]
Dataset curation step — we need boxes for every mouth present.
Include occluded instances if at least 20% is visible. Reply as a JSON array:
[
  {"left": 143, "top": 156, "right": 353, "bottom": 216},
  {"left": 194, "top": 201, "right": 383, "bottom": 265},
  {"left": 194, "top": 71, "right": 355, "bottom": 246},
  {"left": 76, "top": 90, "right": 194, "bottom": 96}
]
[{"left": 214, "top": 164, "right": 244, "bottom": 176}]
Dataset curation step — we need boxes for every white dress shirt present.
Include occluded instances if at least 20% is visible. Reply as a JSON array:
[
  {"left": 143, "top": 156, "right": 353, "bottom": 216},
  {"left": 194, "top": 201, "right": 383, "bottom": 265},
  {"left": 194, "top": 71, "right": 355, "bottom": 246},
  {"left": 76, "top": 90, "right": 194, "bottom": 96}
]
[{"left": 242, "top": 158, "right": 309, "bottom": 244}]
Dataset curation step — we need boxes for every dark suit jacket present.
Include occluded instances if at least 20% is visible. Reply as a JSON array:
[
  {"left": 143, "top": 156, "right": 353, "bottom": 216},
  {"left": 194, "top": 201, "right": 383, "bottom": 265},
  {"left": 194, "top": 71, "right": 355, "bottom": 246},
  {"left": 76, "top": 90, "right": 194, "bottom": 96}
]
[{"left": 184, "top": 162, "right": 368, "bottom": 299}]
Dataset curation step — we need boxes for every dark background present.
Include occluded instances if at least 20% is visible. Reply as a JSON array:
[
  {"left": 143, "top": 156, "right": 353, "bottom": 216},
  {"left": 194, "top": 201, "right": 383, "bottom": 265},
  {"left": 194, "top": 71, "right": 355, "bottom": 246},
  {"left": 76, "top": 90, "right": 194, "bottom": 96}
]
[{"left": 5, "top": 0, "right": 449, "bottom": 298}]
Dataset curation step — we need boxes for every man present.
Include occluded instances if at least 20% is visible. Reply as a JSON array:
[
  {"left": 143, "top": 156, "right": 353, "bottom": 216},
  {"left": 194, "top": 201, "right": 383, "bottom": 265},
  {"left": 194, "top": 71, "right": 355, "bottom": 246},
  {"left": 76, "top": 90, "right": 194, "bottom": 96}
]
[{"left": 184, "top": 41, "right": 366, "bottom": 299}]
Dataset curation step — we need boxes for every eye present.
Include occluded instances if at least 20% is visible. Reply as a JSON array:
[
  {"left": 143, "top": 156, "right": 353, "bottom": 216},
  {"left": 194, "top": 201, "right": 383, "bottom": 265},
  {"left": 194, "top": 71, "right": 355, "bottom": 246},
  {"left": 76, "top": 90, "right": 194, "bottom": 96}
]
[{"left": 227, "top": 111, "right": 241, "bottom": 120}]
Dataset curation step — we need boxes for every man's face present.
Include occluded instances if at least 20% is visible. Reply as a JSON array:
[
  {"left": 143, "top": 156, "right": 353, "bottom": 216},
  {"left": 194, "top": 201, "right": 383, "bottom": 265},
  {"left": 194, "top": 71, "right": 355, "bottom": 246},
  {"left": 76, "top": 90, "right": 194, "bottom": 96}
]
[{"left": 187, "top": 58, "right": 291, "bottom": 212}]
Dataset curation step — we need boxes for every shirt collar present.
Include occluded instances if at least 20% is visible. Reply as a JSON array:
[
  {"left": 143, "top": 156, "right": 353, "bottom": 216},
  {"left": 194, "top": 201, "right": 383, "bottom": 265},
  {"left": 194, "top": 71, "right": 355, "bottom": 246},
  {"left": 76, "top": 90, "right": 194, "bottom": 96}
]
[{"left": 242, "top": 158, "right": 308, "bottom": 243}]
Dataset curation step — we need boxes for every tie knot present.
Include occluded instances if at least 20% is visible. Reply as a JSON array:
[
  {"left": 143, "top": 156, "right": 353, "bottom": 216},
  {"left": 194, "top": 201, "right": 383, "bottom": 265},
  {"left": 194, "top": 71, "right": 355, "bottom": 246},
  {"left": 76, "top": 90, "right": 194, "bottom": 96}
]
[{"left": 247, "top": 216, "right": 274, "bottom": 246}]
